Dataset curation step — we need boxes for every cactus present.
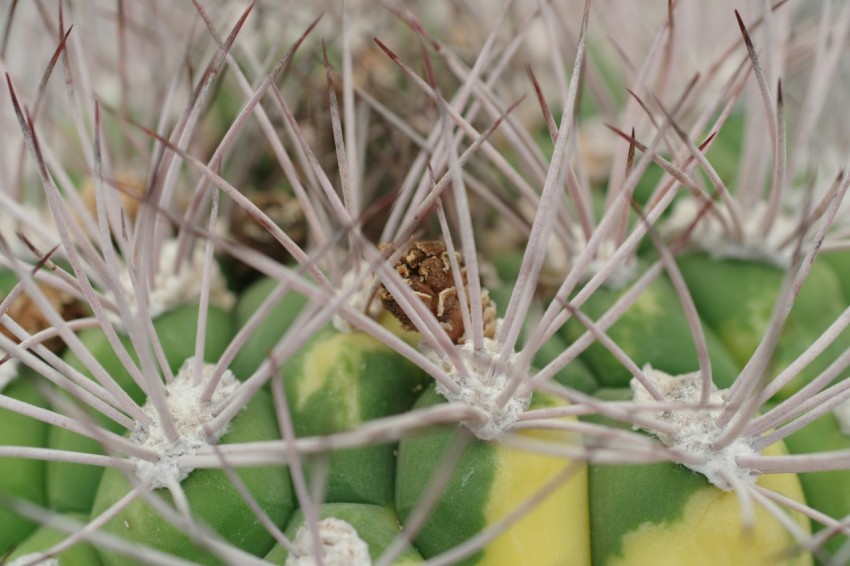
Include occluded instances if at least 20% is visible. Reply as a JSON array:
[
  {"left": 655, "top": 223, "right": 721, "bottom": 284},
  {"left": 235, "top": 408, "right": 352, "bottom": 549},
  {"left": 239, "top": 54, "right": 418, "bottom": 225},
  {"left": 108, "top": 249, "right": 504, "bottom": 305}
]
[{"left": 1, "top": 1, "right": 850, "bottom": 565}]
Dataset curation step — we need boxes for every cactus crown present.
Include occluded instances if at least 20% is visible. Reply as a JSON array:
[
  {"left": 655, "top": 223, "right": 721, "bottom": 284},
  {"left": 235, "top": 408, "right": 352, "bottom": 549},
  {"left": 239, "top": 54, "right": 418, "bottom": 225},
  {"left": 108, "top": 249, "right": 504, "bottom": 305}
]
[{"left": 1, "top": 1, "right": 850, "bottom": 564}]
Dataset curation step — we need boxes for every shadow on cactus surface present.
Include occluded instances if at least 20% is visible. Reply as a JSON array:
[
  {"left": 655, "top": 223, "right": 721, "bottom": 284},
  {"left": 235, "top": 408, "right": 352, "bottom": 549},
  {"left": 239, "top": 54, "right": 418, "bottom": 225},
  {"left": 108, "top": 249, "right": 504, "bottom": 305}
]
[{"left": 1, "top": 0, "right": 850, "bottom": 565}]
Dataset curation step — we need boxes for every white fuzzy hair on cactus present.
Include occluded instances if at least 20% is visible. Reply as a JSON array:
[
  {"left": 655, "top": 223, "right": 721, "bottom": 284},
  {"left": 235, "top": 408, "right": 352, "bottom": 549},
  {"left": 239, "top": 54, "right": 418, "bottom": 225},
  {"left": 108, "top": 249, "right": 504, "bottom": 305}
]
[{"left": 1, "top": 1, "right": 850, "bottom": 566}]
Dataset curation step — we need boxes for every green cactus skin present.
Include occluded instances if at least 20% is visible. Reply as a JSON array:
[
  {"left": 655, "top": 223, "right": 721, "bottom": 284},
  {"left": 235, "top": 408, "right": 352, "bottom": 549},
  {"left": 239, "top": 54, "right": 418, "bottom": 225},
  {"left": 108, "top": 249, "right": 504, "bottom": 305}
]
[
  {"left": 90, "top": 388, "right": 294, "bottom": 566},
  {"left": 266, "top": 503, "right": 423, "bottom": 564},
  {"left": 231, "top": 277, "right": 308, "bottom": 380},
  {"left": 561, "top": 274, "right": 740, "bottom": 389},
  {"left": 5, "top": 513, "right": 103, "bottom": 566},
  {"left": 676, "top": 253, "right": 850, "bottom": 399},
  {"left": 0, "top": 371, "right": 50, "bottom": 555},
  {"left": 782, "top": 411, "right": 850, "bottom": 555},
  {"left": 396, "top": 385, "right": 591, "bottom": 566},
  {"left": 280, "top": 327, "right": 430, "bottom": 506},
  {"left": 47, "top": 305, "right": 235, "bottom": 513},
  {"left": 818, "top": 251, "right": 850, "bottom": 304}
]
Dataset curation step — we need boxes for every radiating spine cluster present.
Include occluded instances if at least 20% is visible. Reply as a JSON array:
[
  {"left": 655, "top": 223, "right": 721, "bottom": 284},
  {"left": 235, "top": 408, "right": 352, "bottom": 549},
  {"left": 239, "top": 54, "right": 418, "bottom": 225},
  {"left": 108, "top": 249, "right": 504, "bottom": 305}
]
[{"left": 1, "top": 1, "right": 850, "bottom": 565}]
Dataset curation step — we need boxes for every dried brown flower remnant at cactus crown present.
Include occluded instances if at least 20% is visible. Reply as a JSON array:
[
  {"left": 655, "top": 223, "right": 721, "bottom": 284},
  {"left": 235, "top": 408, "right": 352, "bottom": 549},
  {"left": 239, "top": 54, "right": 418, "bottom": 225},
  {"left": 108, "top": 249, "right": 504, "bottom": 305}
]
[
  {"left": 1, "top": 283, "right": 88, "bottom": 353},
  {"left": 228, "top": 189, "right": 306, "bottom": 257},
  {"left": 81, "top": 174, "right": 148, "bottom": 225},
  {"left": 378, "top": 240, "right": 497, "bottom": 344},
  {"left": 224, "top": 189, "right": 307, "bottom": 286}
]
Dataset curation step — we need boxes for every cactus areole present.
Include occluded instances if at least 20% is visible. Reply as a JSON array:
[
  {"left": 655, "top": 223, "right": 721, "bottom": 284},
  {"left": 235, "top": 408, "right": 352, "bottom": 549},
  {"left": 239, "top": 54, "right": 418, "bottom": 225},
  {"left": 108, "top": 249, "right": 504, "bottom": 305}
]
[{"left": 2, "top": 2, "right": 850, "bottom": 565}]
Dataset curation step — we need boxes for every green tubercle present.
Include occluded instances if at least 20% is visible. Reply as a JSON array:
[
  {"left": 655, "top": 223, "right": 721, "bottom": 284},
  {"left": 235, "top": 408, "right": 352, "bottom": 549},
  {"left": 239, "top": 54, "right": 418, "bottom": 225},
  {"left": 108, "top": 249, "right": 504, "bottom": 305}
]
[
  {"left": 0, "top": 371, "right": 50, "bottom": 554},
  {"left": 281, "top": 327, "right": 429, "bottom": 506},
  {"left": 230, "top": 276, "right": 308, "bottom": 380},
  {"left": 396, "top": 384, "right": 590, "bottom": 565},
  {"left": 90, "top": 388, "right": 294, "bottom": 566},
  {"left": 676, "top": 253, "right": 850, "bottom": 399},
  {"left": 47, "top": 304, "right": 235, "bottom": 513},
  {"left": 562, "top": 273, "right": 740, "bottom": 389},
  {"left": 6, "top": 513, "right": 102, "bottom": 566},
  {"left": 266, "top": 503, "right": 423, "bottom": 565}
]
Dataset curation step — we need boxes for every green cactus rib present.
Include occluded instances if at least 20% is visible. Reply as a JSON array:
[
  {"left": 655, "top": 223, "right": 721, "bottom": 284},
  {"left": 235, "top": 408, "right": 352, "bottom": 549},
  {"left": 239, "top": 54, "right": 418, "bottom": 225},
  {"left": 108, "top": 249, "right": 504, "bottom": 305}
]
[
  {"left": 0, "top": 372, "right": 50, "bottom": 554},
  {"left": 90, "top": 388, "right": 294, "bottom": 566},
  {"left": 47, "top": 304, "right": 235, "bottom": 514},
  {"left": 0, "top": 4, "right": 849, "bottom": 561}
]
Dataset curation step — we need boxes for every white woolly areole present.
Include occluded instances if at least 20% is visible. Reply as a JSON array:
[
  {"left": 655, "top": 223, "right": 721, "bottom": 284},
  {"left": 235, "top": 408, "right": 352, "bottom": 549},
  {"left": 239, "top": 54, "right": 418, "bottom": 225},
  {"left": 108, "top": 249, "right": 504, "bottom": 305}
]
[
  {"left": 427, "top": 336, "right": 531, "bottom": 441},
  {"left": 332, "top": 262, "right": 383, "bottom": 333},
  {"left": 832, "top": 399, "right": 850, "bottom": 436},
  {"left": 661, "top": 199, "right": 799, "bottom": 268},
  {"left": 631, "top": 366, "right": 758, "bottom": 491},
  {"left": 8, "top": 554, "right": 60, "bottom": 566},
  {"left": 285, "top": 517, "right": 371, "bottom": 566},
  {"left": 567, "top": 226, "right": 637, "bottom": 290},
  {"left": 0, "top": 349, "right": 19, "bottom": 392},
  {"left": 113, "top": 239, "right": 235, "bottom": 322},
  {"left": 130, "top": 358, "right": 239, "bottom": 489},
  {"left": 519, "top": 196, "right": 636, "bottom": 291}
]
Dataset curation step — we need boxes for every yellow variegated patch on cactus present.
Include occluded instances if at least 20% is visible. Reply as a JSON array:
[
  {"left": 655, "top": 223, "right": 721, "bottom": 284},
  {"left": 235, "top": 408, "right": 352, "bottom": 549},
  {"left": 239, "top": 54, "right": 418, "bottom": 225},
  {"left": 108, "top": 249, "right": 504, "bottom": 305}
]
[{"left": 2, "top": 2, "right": 850, "bottom": 566}]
